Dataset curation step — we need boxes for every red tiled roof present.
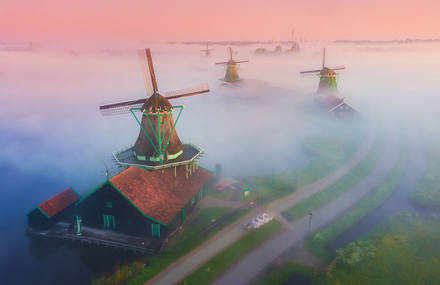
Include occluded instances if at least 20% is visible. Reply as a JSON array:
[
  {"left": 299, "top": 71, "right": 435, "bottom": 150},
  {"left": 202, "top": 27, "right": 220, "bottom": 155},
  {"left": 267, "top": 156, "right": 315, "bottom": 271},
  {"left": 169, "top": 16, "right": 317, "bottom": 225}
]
[
  {"left": 110, "top": 166, "right": 212, "bottom": 225},
  {"left": 39, "top": 188, "right": 81, "bottom": 217}
]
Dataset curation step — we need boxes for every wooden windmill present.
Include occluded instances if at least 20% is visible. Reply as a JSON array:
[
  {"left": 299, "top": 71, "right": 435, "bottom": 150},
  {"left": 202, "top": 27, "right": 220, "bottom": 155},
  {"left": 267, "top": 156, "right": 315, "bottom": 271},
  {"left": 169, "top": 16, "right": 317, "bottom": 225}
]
[
  {"left": 99, "top": 49, "right": 210, "bottom": 169},
  {"left": 286, "top": 30, "right": 300, "bottom": 53},
  {"left": 300, "top": 48, "right": 345, "bottom": 93},
  {"left": 215, "top": 47, "right": 249, "bottom": 82},
  {"left": 300, "top": 48, "right": 356, "bottom": 117},
  {"left": 201, "top": 42, "right": 213, "bottom": 57}
]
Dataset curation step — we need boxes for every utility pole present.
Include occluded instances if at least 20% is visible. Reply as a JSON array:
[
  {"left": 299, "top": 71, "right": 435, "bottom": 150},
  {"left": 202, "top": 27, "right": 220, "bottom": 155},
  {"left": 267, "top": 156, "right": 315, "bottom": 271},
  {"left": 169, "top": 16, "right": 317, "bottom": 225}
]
[
  {"left": 308, "top": 212, "right": 313, "bottom": 234},
  {"left": 272, "top": 167, "right": 275, "bottom": 188}
]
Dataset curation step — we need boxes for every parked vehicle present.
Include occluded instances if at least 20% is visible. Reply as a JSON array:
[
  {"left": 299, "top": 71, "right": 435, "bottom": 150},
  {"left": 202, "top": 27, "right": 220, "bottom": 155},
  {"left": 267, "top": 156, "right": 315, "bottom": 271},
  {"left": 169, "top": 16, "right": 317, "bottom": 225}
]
[{"left": 243, "top": 212, "right": 273, "bottom": 231}]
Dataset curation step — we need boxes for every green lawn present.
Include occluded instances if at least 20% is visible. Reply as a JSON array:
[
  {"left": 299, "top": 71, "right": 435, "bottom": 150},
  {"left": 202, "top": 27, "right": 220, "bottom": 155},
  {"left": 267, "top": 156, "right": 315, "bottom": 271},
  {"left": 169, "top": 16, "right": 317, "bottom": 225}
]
[
  {"left": 209, "top": 124, "right": 368, "bottom": 206},
  {"left": 305, "top": 145, "right": 408, "bottom": 261},
  {"left": 319, "top": 214, "right": 440, "bottom": 285},
  {"left": 410, "top": 136, "right": 440, "bottom": 210},
  {"left": 255, "top": 214, "right": 440, "bottom": 285},
  {"left": 179, "top": 220, "right": 283, "bottom": 285},
  {"left": 92, "top": 207, "right": 248, "bottom": 285},
  {"left": 253, "top": 262, "right": 316, "bottom": 285},
  {"left": 236, "top": 128, "right": 367, "bottom": 206},
  {"left": 282, "top": 132, "right": 385, "bottom": 222}
]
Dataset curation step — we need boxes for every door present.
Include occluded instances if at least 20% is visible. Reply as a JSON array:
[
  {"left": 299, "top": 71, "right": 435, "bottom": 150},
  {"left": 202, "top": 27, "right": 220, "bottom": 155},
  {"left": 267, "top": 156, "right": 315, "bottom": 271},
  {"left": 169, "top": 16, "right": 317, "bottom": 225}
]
[
  {"left": 152, "top": 223, "right": 160, "bottom": 237},
  {"left": 103, "top": 214, "right": 115, "bottom": 229}
]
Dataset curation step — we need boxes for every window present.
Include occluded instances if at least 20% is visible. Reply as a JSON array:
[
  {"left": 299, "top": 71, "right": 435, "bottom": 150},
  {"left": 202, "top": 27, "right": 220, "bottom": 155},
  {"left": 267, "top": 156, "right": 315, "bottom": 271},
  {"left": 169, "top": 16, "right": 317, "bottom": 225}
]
[{"left": 105, "top": 201, "right": 112, "bottom": 208}]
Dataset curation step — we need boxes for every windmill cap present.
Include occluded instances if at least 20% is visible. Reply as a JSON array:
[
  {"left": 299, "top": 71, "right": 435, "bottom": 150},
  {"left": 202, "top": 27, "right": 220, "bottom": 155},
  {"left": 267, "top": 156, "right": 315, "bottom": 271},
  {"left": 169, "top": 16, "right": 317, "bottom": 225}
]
[
  {"left": 320, "top": 67, "right": 337, "bottom": 76},
  {"left": 142, "top": 92, "right": 173, "bottom": 112}
]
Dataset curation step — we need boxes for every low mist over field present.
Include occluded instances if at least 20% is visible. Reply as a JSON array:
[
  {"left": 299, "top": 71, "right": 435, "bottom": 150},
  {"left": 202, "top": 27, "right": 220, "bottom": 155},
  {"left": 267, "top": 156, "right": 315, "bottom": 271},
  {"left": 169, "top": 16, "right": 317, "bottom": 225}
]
[{"left": 1, "top": 41, "right": 440, "bottom": 284}]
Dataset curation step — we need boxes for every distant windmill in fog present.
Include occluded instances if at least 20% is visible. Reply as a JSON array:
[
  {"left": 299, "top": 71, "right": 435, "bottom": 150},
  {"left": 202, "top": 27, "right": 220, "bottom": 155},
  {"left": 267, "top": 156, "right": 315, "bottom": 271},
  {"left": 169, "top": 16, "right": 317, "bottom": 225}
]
[
  {"left": 286, "top": 29, "right": 300, "bottom": 53},
  {"left": 201, "top": 42, "right": 213, "bottom": 57},
  {"left": 301, "top": 48, "right": 345, "bottom": 93},
  {"left": 216, "top": 47, "right": 249, "bottom": 82},
  {"left": 300, "top": 48, "right": 356, "bottom": 117}
]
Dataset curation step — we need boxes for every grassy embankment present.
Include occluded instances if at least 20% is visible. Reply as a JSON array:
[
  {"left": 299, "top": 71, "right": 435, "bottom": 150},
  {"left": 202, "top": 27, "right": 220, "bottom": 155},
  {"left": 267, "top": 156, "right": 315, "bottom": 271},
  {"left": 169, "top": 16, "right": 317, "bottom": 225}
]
[
  {"left": 212, "top": 124, "right": 368, "bottom": 205},
  {"left": 91, "top": 206, "right": 248, "bottom": 285},
  {"left": 410, "top": 135, "right": 440, "bottom": 210},
  {"left": 179, "top": 219, "right": 283, "bottom": 285},
  {"left": 282, "top": 131, "right": 385, "bottom": 222},
  {"left": 305, "top": 145, "right": 408, "bottom": 261},
  {"left": 255, "top": 145, "right": 409, "bottom": 285},
  {"left": 319, "top": 213, "right": 440, "bottom": 285},
  {"left": 256, "top": 214, "right": 440, "bottom": 285}
]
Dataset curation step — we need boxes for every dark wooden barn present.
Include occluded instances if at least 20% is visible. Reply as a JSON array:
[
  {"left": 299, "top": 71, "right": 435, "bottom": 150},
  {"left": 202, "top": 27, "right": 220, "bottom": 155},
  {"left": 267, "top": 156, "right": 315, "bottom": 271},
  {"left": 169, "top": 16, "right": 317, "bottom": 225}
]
[
  {"left": 27, "top": 188, "right": 81, "bottom": 230},
  {"left": 76, "top": 165, "right": 212, "bottom": 239},
  {"left": 316, "top": 94, "right": 356, "bottom": 117}
]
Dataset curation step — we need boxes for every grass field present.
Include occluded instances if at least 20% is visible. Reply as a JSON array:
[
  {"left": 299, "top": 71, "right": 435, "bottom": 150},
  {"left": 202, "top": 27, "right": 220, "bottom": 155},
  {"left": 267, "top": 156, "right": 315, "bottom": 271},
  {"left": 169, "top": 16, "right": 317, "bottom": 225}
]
[
  {"left": 91, "top": 207, "right": 248, "bottom": 285},
  {"left": 210, "top": 123, "right": 367, "bottom": 206},
  {"left": 320, "top": 213, "right": 440, "bottom": 285},
  {"left": 410, "top": 136, "right": 440, "bottom": 210},
  {"left": 178, "top": 219, "right": 283, "bottom": 285},
  {"left": 282, "top": 132, "right": 384, "bottom": 222},
  {"left": 256, "top": 214, "right": 440, "bottom": 285},
  {"left": 305, "top": 145, "right": 408, "bottom": 261},
  {"left": 253, "top": 262, "right": 316, "bottom": 285},
  {"left": 238, "top": 129, "right": 367, "bottom": 206}
]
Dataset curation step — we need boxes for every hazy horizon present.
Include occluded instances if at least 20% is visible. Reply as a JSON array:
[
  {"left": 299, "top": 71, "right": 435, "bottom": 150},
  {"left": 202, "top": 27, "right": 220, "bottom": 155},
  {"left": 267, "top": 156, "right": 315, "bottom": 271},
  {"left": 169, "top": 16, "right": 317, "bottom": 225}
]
[{"left": 2, "top": 0, "right": 440, "bottom": 45}]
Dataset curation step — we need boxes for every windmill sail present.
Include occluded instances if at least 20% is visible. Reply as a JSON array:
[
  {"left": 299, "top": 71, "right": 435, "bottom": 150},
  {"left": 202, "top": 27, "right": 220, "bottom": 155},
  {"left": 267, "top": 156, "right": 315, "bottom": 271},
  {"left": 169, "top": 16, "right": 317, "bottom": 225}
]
[
  {"left": 138, "top": 49, "right": 158, "bottom": 96},
  {"left": 330, "top": 66, "right": 346, "bottom": 71},
  {"left": 165, "top": 83, "right": 210, "bottom": 100},
  {"left": 300, "top": 69, "right": 322, "bottom": 75},
  {"left": 99, "top": 98, "right": 146, "bottom": 116}
]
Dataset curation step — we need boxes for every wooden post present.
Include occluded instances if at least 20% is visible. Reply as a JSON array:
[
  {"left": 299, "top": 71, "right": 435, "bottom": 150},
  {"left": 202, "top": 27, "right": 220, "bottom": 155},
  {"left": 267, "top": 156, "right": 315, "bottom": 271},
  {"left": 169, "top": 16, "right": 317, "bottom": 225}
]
[{"left": 174, "top": 166, "right": 177, "bottom": 177}]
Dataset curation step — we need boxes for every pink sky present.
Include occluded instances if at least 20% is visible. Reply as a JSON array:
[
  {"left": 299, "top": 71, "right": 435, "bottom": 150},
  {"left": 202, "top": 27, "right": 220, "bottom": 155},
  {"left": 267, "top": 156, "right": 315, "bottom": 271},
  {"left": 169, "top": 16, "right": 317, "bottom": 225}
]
[{"left": 1, "top": 0, "right": 439, "bottom": 43}]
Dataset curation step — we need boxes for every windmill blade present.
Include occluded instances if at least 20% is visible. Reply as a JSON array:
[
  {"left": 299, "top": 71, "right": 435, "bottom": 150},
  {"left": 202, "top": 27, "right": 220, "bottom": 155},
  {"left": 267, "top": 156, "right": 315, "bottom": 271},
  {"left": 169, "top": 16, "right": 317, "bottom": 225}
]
[
  {"left": 300, "top": 69, "right": 321, "bottom": 75},
  {"left": 165, "top": 83, "right": 210, "bottom": 100},
  {"left": 235, "top": 60, "right": 249, "bottom": 64},
  {"left": 215, "top": 61, "right": 229, "bottom": 65},
  {"left": 138, "top": 50, "right": 154, "bottom": 96},
  {"left": 145, "top": 49, "right": 158, "bottom": 92},
  {"left": 330, "top": 66, "right": 346, "bottom": 71},
  {"left": 99, "top": 98, "right": 146, "bottom": 116},
  {"left": 138, "top": 48, "right": 158, "bottom": 96}
]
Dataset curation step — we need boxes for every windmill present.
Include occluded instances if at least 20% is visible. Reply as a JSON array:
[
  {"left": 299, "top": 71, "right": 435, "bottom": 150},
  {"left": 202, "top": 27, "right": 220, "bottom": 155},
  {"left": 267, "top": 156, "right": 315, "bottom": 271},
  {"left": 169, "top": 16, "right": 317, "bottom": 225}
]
[
  {"left": 216, "top": 47, "right": 249, "bottom": 82},
  {"left": 300, "top": 48, "right": 356, "bottom": 117},
  {"left": 99, "top": 48, "right": 210, "bottom": 170},
  {"left": 201, "top": 42, "right": 213, "bottom": 57},
  {"left": 286, "top": 30, "right": 300, "bottom": 53},
  {"left": 300, "top": 48, "right": 345, "bottom": 93}
]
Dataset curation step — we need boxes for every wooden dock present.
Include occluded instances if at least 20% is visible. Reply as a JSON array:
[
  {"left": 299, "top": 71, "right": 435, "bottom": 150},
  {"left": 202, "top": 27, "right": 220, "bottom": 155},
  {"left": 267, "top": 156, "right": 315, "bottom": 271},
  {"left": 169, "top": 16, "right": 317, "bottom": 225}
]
[{"left": 27, "top": 222, "right": 155, "bottom": 254}]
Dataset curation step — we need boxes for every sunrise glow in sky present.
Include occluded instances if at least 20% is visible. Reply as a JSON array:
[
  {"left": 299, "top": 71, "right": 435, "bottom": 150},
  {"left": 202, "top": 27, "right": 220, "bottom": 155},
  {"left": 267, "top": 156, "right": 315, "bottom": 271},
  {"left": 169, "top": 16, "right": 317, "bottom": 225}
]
[{"left": 1, "top": 0, "right": 439, "bottom": 43}]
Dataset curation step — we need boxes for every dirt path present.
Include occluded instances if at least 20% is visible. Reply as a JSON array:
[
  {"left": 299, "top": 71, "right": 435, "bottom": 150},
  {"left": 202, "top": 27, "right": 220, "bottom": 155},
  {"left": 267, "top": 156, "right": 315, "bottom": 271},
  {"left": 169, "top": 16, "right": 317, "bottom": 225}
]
[
  {"left": 200, "top": 196, "right": 244, "bottom": 209},
  {"left": 147, "top": 128, "right": 376, "bottom": 285},
  {"left": 213, "top": 130, "right": 399, "bottom": 285}
]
